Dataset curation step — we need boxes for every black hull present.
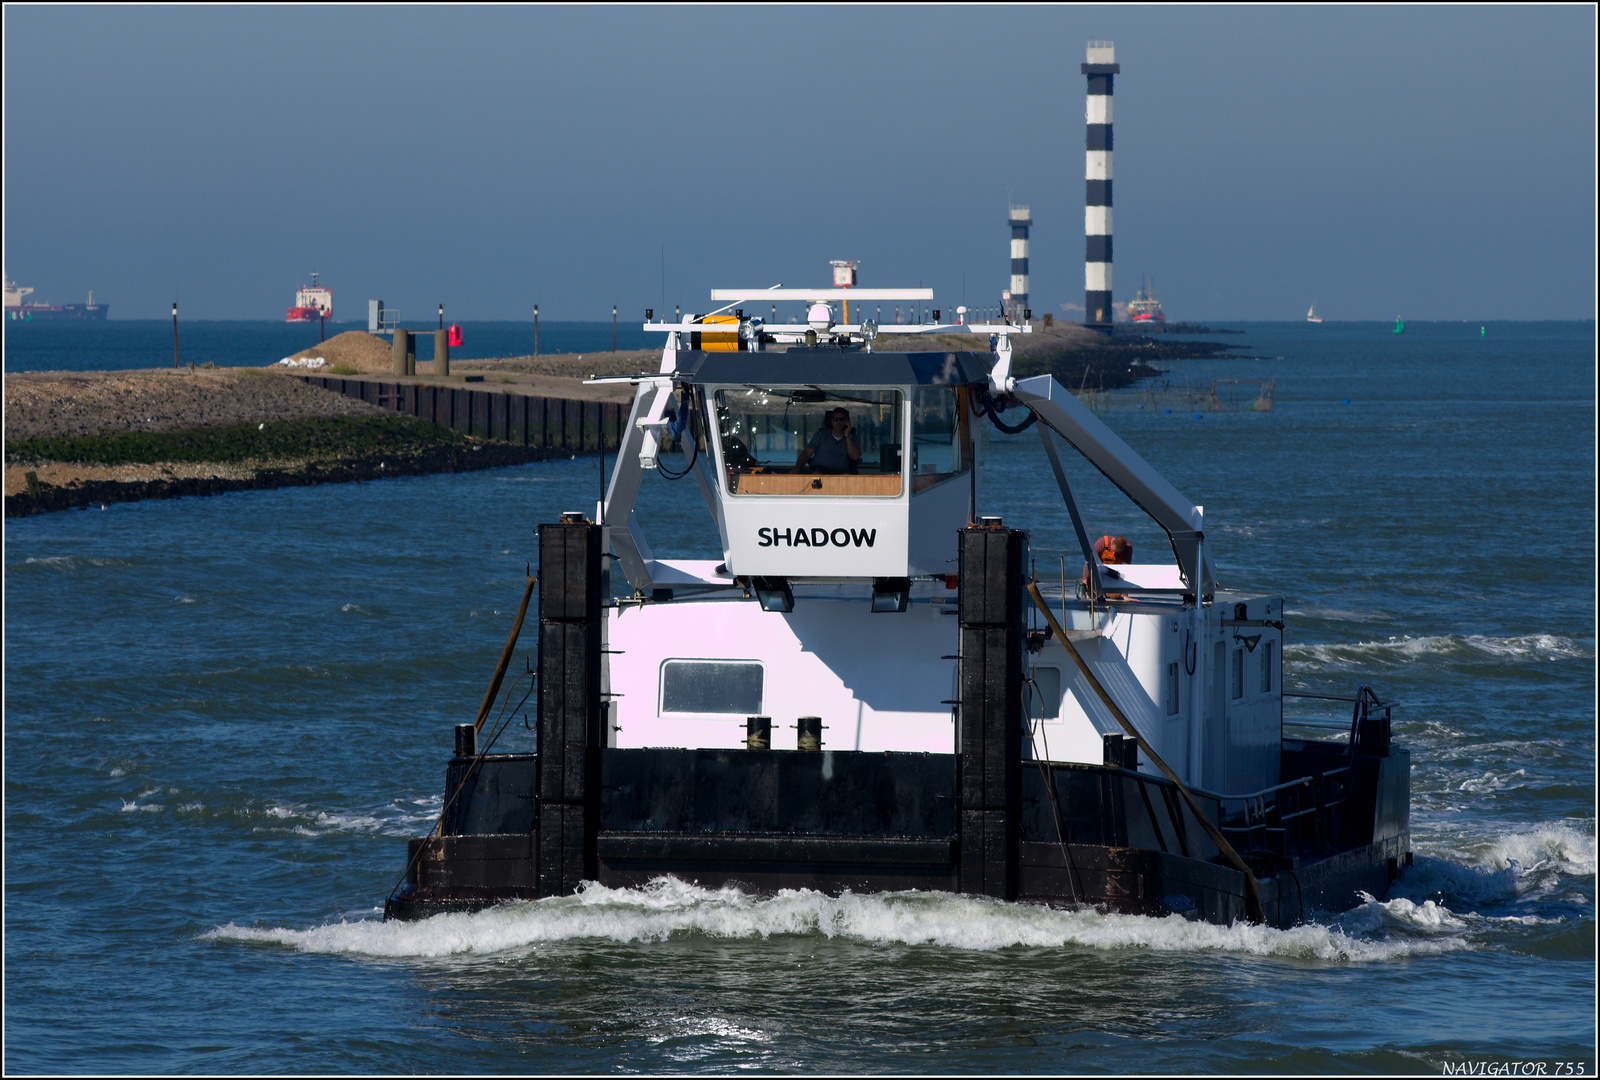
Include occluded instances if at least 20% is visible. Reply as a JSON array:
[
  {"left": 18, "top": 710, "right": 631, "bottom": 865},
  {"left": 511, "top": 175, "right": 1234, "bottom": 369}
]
[
  {"left": 385, "top": 746, "right": 1411, "bottom": 930},
  {"left": 386, "top": 834, "right": 1409, "bottom": 930}
]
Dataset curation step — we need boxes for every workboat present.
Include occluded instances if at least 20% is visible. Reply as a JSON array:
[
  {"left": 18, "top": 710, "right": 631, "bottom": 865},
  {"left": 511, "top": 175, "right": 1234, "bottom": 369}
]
[
  {"left": 1126, "top": 275, "right": 1165, "bottom": 326},
  {"left": 386, "top": 287, "right": 1411, "bottom": 928}
]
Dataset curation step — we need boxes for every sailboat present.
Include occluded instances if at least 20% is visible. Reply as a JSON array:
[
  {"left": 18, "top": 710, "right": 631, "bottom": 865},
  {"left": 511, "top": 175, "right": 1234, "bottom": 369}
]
[{"left": 1306, "top": 302, "right": 1322, "bottom": 324}]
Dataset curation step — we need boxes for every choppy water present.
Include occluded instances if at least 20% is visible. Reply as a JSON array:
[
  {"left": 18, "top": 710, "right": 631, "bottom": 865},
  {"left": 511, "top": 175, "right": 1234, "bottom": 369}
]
[
  {"left": 5, "top": 321, "right": 1594, "bottom": 1072},
  {"left": 2, "top": 319, "right": 649, "bottom": 372}
]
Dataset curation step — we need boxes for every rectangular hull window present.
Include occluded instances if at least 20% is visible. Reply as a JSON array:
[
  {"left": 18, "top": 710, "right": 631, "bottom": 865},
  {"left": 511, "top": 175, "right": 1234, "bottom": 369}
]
[
  {"left": 716, "top": 387, "right": 903, "bottom": 496},
  {"left": 1026, "top": 666, "right": 1061, "bottom": 720},
  {"left": 660, "top": 660, "right": 764, "bottom": 715},
  {"left": 1231, "top": 648, "right": 1244, "bottom": 701},
  {"left": 1166, "top": 661, "right": 1180, "bottom": 715},
  {"left": 1260, "top": 641, "right": 1273, "bottom": 693}
]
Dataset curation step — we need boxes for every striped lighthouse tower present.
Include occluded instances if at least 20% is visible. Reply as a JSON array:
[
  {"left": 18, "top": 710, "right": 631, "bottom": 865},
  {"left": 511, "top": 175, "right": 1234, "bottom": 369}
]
[
  {"left": 1083, "top": 40, "right": 1118, "bottom": 329},
  {"left": 1008, "top": 205, "right": 1031, "bottom": 320}
]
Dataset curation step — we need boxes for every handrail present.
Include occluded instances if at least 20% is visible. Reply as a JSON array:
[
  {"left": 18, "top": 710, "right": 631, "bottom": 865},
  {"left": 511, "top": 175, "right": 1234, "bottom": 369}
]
[
  {"left": 1190, "top": 765, "right": 1352, "bottom": 805},
  {"left": 1280, "top": 718, "right": 1356, "bottom": 731},
  {"left": 1284, "top": 690, "right": 1402, "bottom": 709}
]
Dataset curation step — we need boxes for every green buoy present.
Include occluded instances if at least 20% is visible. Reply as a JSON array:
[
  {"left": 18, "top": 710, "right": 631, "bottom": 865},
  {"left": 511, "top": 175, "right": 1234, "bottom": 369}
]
[
  {"left": 1393, "top": 316, "right": 1404, "bottom": 334},
  {"left": 1480, "top": 326, "right": 1486, "bottom": 337}
]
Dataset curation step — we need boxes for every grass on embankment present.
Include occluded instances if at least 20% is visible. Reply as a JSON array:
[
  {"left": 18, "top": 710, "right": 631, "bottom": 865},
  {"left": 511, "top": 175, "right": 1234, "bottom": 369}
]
[{"left": 6, "top": 414, "right": 468, "bottom": 467}]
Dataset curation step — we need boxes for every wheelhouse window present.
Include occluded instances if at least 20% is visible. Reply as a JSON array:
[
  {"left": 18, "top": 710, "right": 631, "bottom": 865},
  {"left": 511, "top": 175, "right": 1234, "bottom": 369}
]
[
  {"left": 715, "top": 387, "right": 903, "bottom": 496},
  {"left": 659, "top": 660, "right": 764, "bottom": 715},
  {"left": 911, "top": 386, "right": 971, "bottom": 492}
]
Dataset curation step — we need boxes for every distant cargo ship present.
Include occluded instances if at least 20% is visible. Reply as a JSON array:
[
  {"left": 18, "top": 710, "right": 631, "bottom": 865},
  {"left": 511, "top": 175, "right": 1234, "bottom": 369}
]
[
  {"left": 1126, "top": 275, "right": 1165, "bottom": 326},
  {"left": 5, "top": 272, "right": 109, "bottom": 320},
  {"left": 286, "top": 272, "right": 332, "bottom": 322}
]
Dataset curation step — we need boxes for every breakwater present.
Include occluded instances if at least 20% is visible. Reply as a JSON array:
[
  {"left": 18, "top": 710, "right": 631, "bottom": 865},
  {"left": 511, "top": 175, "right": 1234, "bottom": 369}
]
[
  {"left": 4, "top": 372, "right": 628, "bottom": 517},
  {"left": 295, "top": 375, "right": 628, "bottom": 453}
]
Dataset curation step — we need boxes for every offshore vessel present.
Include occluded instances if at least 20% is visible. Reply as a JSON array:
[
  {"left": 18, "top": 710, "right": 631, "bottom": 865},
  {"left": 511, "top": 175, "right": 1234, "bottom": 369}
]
[
  {"left": 5, "top": 272, "right": 109, "bottom": 320},
  {"left": 1126, "top": 275, "right": 1165, "bottom": 326},
  {"left": 385, "top": 287, "right": 1411, "bottom": 928},
  {"left": 285, "top": 272, "right": 332, "bottom": 322}
]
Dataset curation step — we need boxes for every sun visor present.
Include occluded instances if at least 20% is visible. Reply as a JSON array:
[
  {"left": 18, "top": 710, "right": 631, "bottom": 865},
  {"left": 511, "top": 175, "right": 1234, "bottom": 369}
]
[{"left": 673, "top": 350, "right": 991, "bottom": 388}]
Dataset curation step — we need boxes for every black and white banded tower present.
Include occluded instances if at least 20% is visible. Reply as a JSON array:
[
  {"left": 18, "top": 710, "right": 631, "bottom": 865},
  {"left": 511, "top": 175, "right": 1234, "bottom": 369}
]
[
  {"left": 1083, "top": 40, "right": 1118, "bottom": 329},
  {"left": 1008, "top": 205, "right": 1031, "bottom": 320}
]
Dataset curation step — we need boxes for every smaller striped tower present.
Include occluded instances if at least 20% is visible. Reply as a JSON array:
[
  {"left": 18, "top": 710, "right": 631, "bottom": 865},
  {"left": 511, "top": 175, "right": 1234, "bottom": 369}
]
[
  {"left": 1008, "top": 205, "right": 1031, "bottom": 320},
  {"left": 1083, "top": 40, "right": 1118, "bottom": 329}
]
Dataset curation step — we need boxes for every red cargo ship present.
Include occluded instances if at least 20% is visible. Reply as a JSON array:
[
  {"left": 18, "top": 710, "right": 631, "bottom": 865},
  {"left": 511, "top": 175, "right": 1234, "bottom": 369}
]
[{"left": 286, "top": 272, "right": 332, "bottom": 322}]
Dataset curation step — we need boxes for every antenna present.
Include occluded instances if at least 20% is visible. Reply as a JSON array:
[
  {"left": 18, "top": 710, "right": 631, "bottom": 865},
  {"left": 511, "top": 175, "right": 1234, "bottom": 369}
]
[{"left": 699, "top": 284, "right": 783, "bottom": 321}]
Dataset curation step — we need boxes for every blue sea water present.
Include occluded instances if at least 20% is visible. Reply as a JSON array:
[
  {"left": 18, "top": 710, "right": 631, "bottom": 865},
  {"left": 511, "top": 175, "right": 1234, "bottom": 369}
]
[
  {"left": 4, "top": 320, "right": 1595, "bottom": 1073},
  {"left": 2, "top": 319, "right": 651, "bottom": 373}
]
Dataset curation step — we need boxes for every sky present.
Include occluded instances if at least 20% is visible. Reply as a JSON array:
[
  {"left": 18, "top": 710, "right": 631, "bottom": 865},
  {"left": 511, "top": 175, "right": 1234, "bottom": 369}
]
[{"left": 4, "top": 5, "right": 1595, "bottom": 323}]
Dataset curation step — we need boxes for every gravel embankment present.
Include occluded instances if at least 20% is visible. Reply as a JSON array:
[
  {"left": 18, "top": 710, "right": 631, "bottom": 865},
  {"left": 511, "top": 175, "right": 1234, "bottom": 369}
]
[{"left": 4, "top": 367, "right": 389, "bottom": 442}]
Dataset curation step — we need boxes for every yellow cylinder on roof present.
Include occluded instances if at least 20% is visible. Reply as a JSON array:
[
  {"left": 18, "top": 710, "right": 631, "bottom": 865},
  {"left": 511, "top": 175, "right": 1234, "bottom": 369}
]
[{"left": 691, "top": 314, "right": 742, "bottom": 352}]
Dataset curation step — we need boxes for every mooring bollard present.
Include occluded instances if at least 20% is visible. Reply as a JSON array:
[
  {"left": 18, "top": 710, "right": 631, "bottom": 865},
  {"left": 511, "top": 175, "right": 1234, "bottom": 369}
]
[
  {"left": 392, "top": 329, "right": 411, "bottom": 376},
  {"left": 796, "top": 716, "right": 823, "bottom": 751},
  {"left": 434, "top": 328, "right": 449, "bottom": 376},
  {"left": 745, "top": 716, "right": 771, "bottom": 750},
  {"left": 455, "top": 723, "right": 477, "bottom": 758}
]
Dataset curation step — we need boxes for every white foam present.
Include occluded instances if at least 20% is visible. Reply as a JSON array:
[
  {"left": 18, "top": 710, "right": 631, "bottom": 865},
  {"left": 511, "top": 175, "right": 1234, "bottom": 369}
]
[
  {"left": 648, "top": 1015, "right": 771, "bottom": 1048},
  {"left": 259, "top": 799, "right": 434, "bottom": 837},
  {"left": 1479, "top": 822, "right": 1597, "bottom": 878},
  {"left": 1465, "top": 633, "right": 1590, "bottom": 659},
  {"left": 1346, "top": 891, "right": 1464, "bottom": 930},
  {"left": 1288, "top": 633, "right": 1591, "bottom": 669},
  {"left": 1396, "top": 822, "right": 1597, "bottom": 910},
  {"left": 120, "top": 799, "right": 162, "bottom": 812},
  {"left": 1457, "top": 768, "right": 1529, "bottom": 793},
  {"left": 204, "top": 878, "right": 1470, "bottom": 963},
  {"left": 23, "top": 555, "right": 130, "bottom": 571},
  {"left": 174, "top": 596, "right": 196, "bottom": 604},
  {"left": 1283, "top": 606, "right": 1369, "bottom": 622}
]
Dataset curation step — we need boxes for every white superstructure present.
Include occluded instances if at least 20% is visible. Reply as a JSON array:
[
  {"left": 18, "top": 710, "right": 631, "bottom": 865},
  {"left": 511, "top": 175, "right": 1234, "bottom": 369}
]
[{"left": 591, "top": 287, "right": 1284, "bottom": 795}]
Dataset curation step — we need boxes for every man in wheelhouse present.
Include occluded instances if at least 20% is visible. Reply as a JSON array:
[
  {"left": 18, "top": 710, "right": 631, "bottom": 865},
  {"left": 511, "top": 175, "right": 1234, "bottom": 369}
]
[{"left": 796, "top": 407, "right": 863, "bottom": 473}]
